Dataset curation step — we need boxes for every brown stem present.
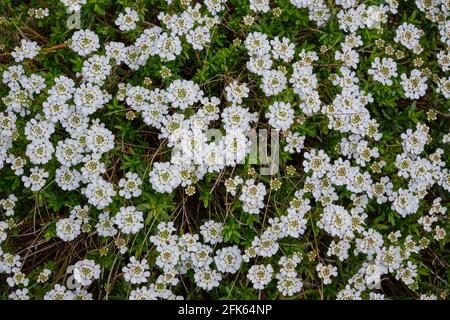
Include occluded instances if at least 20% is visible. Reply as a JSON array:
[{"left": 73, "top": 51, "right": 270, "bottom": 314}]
[{"left": 42, "top": 43, "right": 67, "bottom": 53}]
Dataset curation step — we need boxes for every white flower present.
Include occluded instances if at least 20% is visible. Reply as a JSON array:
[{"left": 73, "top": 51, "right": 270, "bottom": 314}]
[
  {"left": 129, "top": 286, "right": 157, "bottom": 300},
  {"left": 165, "top": 12, "right": 194, "bottom": 36},
  {"left": 5, "top": 155, "right": 26, "bottom": 176},
  {"left": 178, "top": 233, "right": 200, "bottom": 256},
  {"left": 83, "top": 177, "right": 116, "bottom": 209},
  {"left": 335, "top": 0, "right": 357, "bottom": 9},
  {"left": 95, "top": 212, "right": 118, "bottom": 237},
  {"left": 105, "top": 41, "right": 127, "bottom": 64},
  {"left": 335, "top": 46, "right": 360, "bottom": 69},
  {"left": 260, "top": 69, "right": 287, "bottom": 96},
  {"left": 191, "top": 244, "right": 213, "bottom": 269},
  {"left": 400, "top": 126, "right": 428, "bottom": 156},
  {"left": 224, "top": 175, "right": 243, "bottom": 196},
  {"left": 166, "top": 79, "right": 203, "bottom": 109},
  {"left": 56, "top": 218, "right": 81, "bottom": 242},
  {"left": 26, "top": 139, "right": 54, "bottom": 165},
  {"left": 61, "top": 108, "right": 89, "bottom": 137},
  {"left": 75, "top": 83, "right": 110, "bottom": 116},
  {"left": 125, "top": 85, "right": 150, "bottom": 111},
  {"left": 80, "top": 153, "right": 106, "bottom": 183},
  {"left": 69, "top": 205, "right": 90, "bottom": 223},
  {"left": 43, "top": 284, "right": 73, "bottom": 300},
  {"left": 42, "top": 96, "right": 70, "bottom": 123},
  {"left": 303, "top": 149, "right": 331, "bottom": 178},
  {"left": 55, "top": 139, "right": 84, "bottom": 167},
  {"left": 249, "top": 0, "right": 270, "bottom": 13},
  {"left": 318, "top": 204, "right": 354, "bottom": 239},
  {"left": 281, "top": 208, "right": 307, "bottom": 238},
  {"left": 368, "top": 57, "right": 398, "bottom": 86},
  {"left": 149, "top": 162, "right": 182, "bottom": 193},
  {"left": 11, "top": 39, "right": 41, "bottom": 62},
  {"left": 369, "top": 292, "right": 385, "bottom": 300},
  {"left": 270, "top": 36, "right": 295, "bottom": 62},
  {"left": 72, "top": 289, "right": 93, "bottom": 300},
  {"left": 124, "top": 45, "right": 148, "bottom": 70},
  {"left": 114, "top": 206, "right": 144, "bottom": 235},
  {"left": 225, "top": 81, "right": 250, "bottom": 105},
  {"left": 309, "top": 2, "right": 331, "bottom": 26},
  {"left": 253, "top": 234, "right": 279, "bottom": 257},
  {"left": 437, "top": 51, "right": 450, "bottom": 72},
  {"left": 221, "top": 105, "right": 258, "bottom": 132},
  {"left": 316, "top": 263, "right": 338, "bottom": 284},
  {"left": 327, "top": 240, "right": 351, "bottom": 261},
  {"left": 278, "top": 254, "right": 302, "bottom": 272},
  {"left": 2, "top": 65, "right": 25, "bottom": 92},
  {"left": 332, "top": 67, "right": 359, "bottom": 88},
  {"left": 81, "top": 55, "right": 112, "bottom": 84},
  {"left": 156, "top": 33, "right": 182, "bottom": 61},
  {"left": 24, "top": 117, "right": 55, "bottom": 141},
  {"left": 118, "top": 172, "right": 142, "bottom": 199},
  {"left": 9, "top": 288, "right": 29, "bottom": 300},
  {"left": 0, "top": 252, "right": 22, "bottom": 274},
  {"left": 6, "top": 268, "right": 29, "bottom": 287},
  {"left": 200, "top": 220, "right": 224, "bottom": 244},
  {"left": 247, "top": 54, "right": 273, "bottom": 75},
  {"left": 362, "top": 5, "right": 388, "bottom": 29},
  {"left": 0, "top": 221, "right": 9, "bottom": 243},
  {"left": 420, "top": 294, "right": 437, "bottom": 300},
  {"left": 266, "top": 101, "right": 294, "bottom": 131},
  {"left": 394, "top": 22, "right": 423, "bottom": 50},
  {"left": 156, "top": 245, "right": 180, "bottom": 272},
  {"left": 60, "top": 0, "right": 86, "bottom": 13},
  {"left": 284, "top": 132, "right": 305, "bottom": 154},
  {"left": 200, "top": 96, "right": 221, "bottom": 121},
  {"left": 85, "top": 120, "right": 115, "bottom": 154},
  {"left": 367, "top": 176, "right": 393, "bottom": 204},
  {"left": 194, "top": 267, "right": 222, "bottom": 291},
  {"left": 400, "top": 69, "right": 428, "bottom": 99},
  {"left": 115, "top": 7, "right": 139, "bottom": 32},
  {"left": 247, "top": 264, "right": 273, "bottom": 289},
  {"left": 376, "top": 246, "right": 402, "bottom": 273},
  {"left": 149, "top": 221, "right": 177, "bottom": 252},
  {"left": 276, "top": 273, "right": 303, "bottom": 296},
  {"left": 434, "top": 225, "right": 446, "bottom": 241},
  {"left": 204, "top": 0, "right": 227, "bottom": 15},
  {"left": 245, "top": 32, "right": 271, "bottom": 57},
  {"left": 395, "top": 261, "right": 417, "bottom": 285},
  {"left": 55, "top": 166, "right": 81, "bottom": 191},
  {"left": 336, "top": 285, "right": 362, "bottom": 300},
  {"left": 436, "top": 76, "right": 450, "bottom": 99},
  {"left": 224, "top": 130, "right": 251, "bottom": 166},
  {"left": 73, "top": 259, "right": 101, "bottom": 286},
  {"left": 142, "top": 103, "right": 169, "bottom": 128},
  {"left": 390, "top": 188, "right": 420, "bottom": 218},
  {"left": 337, "top": 8, "right": 363, "bottom": 33},
  {"left": 123, "top": 257, "right": 150, "bottom": 284},
  {"left": 70, "top": 29, "right": 100, "bottom": 57},
  {"left": 214, "top": 246, "right": 242, "bottom": 274},
  {"left": 47, "top": 75, "right": 76, "bottom": 101},
  {"left": 290, "top": 65, "right": 318, "bottom": 97},
  {"left": 0, "top": 194, "right": 17, "bottom": 217},
  {"left": 239, "top": 179, "right": 267, "bottom": 215},
  {"left": 186, "top": 26, "right": 211, "bottom": 50},
  {"left": 22, "top": 167, "right": 49, "bottom": 191}
]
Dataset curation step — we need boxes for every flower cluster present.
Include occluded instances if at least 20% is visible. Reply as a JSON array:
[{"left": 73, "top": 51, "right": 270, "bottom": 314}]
[{"left": 0, "top": 0, "right": 448, "bottom": 301}]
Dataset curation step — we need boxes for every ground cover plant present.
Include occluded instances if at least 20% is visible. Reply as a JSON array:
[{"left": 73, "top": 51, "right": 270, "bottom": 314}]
[{"left": 0, "top": 0, "right": 449, "bottom": 300}]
